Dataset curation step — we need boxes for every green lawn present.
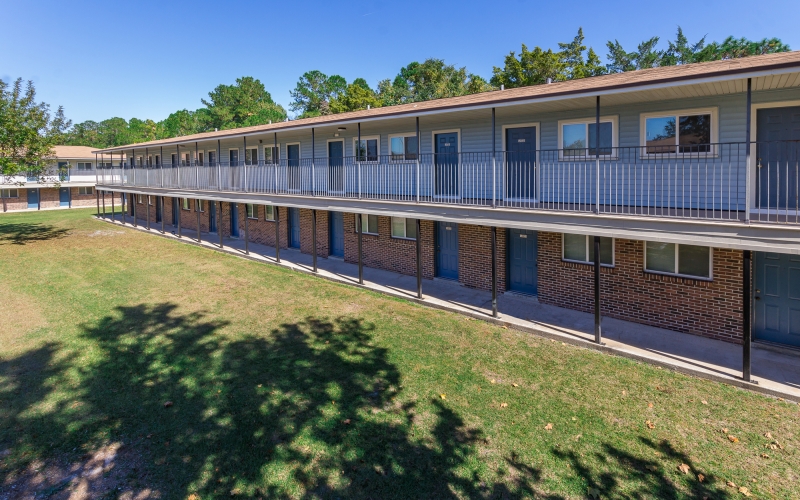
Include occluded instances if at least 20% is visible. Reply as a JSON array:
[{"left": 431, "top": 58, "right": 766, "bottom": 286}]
[{"left": 1, "top": 208, "right": 798, "bottom": 499}]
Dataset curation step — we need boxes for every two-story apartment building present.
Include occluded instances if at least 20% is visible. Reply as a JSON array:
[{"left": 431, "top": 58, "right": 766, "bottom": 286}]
[
  {"left": 1, "top": 145, "right": 121, "bottom": 212},
  {"left": 93, "top": 52, "right": 800, "bottom": 374}
]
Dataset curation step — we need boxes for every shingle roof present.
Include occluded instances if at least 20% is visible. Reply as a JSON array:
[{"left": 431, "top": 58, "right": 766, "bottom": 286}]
[
  {"left": 96, "top": 51, "right": 800, "bottom": 153},
  {"left": 53, "top": 145, "right": 98, "bottom": 159}
]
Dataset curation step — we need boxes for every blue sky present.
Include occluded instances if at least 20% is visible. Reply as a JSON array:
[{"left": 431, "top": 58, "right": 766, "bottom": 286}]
[{"left": 3, "top": 0, "right": 799, "bottom": 124}]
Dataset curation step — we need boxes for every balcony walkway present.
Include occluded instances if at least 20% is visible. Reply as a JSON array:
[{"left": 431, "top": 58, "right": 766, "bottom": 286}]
[{"left": 101, "top": 212, "right": 800, "bottom": 401}]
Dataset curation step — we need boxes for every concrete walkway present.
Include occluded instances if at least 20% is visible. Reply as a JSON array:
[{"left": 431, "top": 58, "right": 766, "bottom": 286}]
[{"left": 101, "top": 212, "right": 800, "bottom": 401}]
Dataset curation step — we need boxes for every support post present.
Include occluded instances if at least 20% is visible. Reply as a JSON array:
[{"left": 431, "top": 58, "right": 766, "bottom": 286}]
[
  {"left": 593, "top": 235, "right": 602, "bottom": 344},
  {"left": 311, "top": 209, "right": 317, "bottom": 272},
  {"left": 146, "top": 196, "right": 150, "bottom": 230},
  {"left": 357, "top": 123, "right": 362, "bottom": 199},
  {"left": 111, "top": 191, "right": 115, "bottom": 222},
  {"left": 161, "top": 196, "right": 165, "bottom": 233},
  {"left": 244, "top": 204, "right": 249, "bottom": 254},
  {"left": 745, "top": 78, "right": 752, "bottom": 223},
  {"left": 311, "top": 128, "right": 316, "bottom": 195},
  {"left": 416, "top": 117, "right": 421, "bottom": 203},
  {"left": 416, "top": 218, "right": 422, "bottom": 299},
  {"left": 217, "top": 140, "right": 222, "bottom": 189},
  {"left": 491, "top": 226, "right": 498, "bottom": 317},
  {"left": 243, "top": 137, "right": 247, "bottom": 192},
  {"left": 196, "top": 200, "right": 201, "bottom": 242},
  {"left": 275, "top": 206, "right": 281, "bottom": 262},
  {"left": 218, "top": 201, "right": 224, "bottom": 248},
  {"left": 743, "top": 249, "right": 752, "bottom": 382},
  {"left": 37, "top": 188, "right": 41, "bottom": 211},
  {"left": 595, "top": 96, "right": 600, "bottom": 214},
  {"left": 96, "top": 190, "right": 100, "bottom": 216},
  {"left": 132, "top": 194, "right": 137, "bottom": 227},
  {"left": 357, "top": 213, "right": 363, "bottom": 284},
  {"left": 492, "top": 108, "right": 496, "bottom": 208},
  {"left": 101, "top": 190, "right": 106, "bottom": 218},
  {"left": 176, "top": 198, "right": 181, "bottom": 238}
]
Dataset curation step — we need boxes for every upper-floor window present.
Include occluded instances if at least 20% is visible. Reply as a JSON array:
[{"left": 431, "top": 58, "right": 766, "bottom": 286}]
[
  {"left": 246, "top": 204, "right": 257, "bottom": 218},
  {"left": 76, "top": 162, "right": 93, "bottom": 171},
  {"left": 642, "top": 108, "right": 716, "bottom": 155},
  {"left": 358, "top": 214, "right": 378, "bottom": 235},
  {"left": 354, "top": 137, "right": 379, "bottom": 162},
  {"left": 1, "top": 188, "right": 19, "bottom": 198},
  {"left": 389, "top": 134, "right": 418, "bottom": 161},
  {"left": 208, "top": 150, "right": 217, "bottom": 165},
  {"left": 645, "top": 242, "right": 711, "bottom": 279},
  {"left": 264, "top": 205, "right": 275, "bottom": 221},
  {"left": 391, "top": 217, "right": 417, "bottom": 239},
  {"left": 78, "top": 186, "right": 93, "bottom": 195},
  {"left": 559, "top": 117, "right": 617, "bottom": 158},
  {"left": 245, "top": 148, "right": 258, "bottom": 165},
  {"left": 264, "top": 146, "right": 279, "bottom": 165},
  {"left": 197, "top": 152, "right": 204, "bottom": 166},
  {"left": 563, "top": 234, "right": 614, "bottom": 266}
]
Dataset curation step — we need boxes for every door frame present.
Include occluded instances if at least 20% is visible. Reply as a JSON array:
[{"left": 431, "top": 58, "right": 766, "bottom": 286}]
[
  {"left": 59, "top": 187, "right": 70, "bottom": 207},
  {"left": 230, "top": 203, "right": 239, "bottom": 238},
  {"left": 431, "top": 128, "right": 461, "bottom": 200},
  {"left": 501, "top": 122, "right": 541, "bottom": 203},
  {"left": 434, "top": 221, "right": 459, "bottom": 279}
]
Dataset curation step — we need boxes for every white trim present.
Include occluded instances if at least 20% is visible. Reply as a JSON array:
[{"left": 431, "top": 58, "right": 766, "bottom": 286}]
[
  {"left": 639, "top": 107, "right": 719, "bottom": 156},
  {"left": 358, "top": 213, "right": 379, "bottom": 235},
  {"left": 390, "top": 216, "right": 418, "bottom": 240},
  {"left": 245, "top": 203, "right": 258, "bottom": 219},
  {"left": 264, "top": 204, "right": 275, "bottom": 221},
  {"left": 556, "top": 116, "right": 619, "bottom": 160},
  {"left": 326, "top": 138, "right": 345, "bottom": 155},
  {"left": 388, "top": 132, "right": 419, "bottom": 162},
  {"left": 352, "top": 135, "right": 381, "bottom": 162},
  {"left": 431, "top": 129, "right": 461, "bottom": 200},
  {"left": 643, "top": 241, "right": 713, "bottom": 280},
  {"left": 262, "top": 144, "right": 279, "bottom": 165},
  {"left": 561, "top": 233, "right": 615, "bottom": 267}
]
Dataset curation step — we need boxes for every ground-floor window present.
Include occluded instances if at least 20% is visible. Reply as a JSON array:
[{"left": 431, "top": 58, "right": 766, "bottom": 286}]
[
  {"left": 645, "top": 242, "right": 711, "bottom": 279},
  {"left": 182, "top": 198, "right": 190, "bottom": 210},
  {"left": 78, "top": 186, "right": 93, "bottom": 195},
  {"left": 391, "top": 217, "right": 417, "bottom": 239},
  {"left": 148, "top": 195, "right": 153, "bottom": 205},
  {"left": 358, "top": 214, "right": 378, "bottom": 235},
  {"left": 1, "top": 188, "right": 19, "bottom": 198},
  {"left": 562, "top": 234, "right": 614, "bottom": 266},
  {"left": 264, "top": 205, "right": 275, "bottom": 221},
  {"left": 137, "top": 194, "right": 143, "bottom": 204},
  {"left": 195, "top": 199, "right": 204, "bottom": 212},
  {"left": 246, "top": 204, "right": 257, "bottom": 218}
]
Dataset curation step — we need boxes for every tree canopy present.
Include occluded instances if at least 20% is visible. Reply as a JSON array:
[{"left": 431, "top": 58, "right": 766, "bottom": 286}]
[
  {"left": 378, "top": 59, "right": 493, "bottom": 106},
  {"left": 290, "top": 71, "right": 348, "bottom": 118},
  {"left": 201, "top": 76, "right": 286, "bottom": 130},
  {"left": 1, "top": 78, "right": 71, "bottom": 183}
]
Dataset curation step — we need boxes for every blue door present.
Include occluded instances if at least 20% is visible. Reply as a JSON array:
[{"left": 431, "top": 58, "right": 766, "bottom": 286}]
[
  {"left": 27, "top": 188, "right": 39, "bottom": 209},
  {"left": 287, "top": 144, "right": 300, "bottom": 191},
  {"left": 505, "top": 127, "right": 536, "bottom": 200},
  {"left": 155, "top": 196, "right": 162, "bottom": 222},
  {"left": 209, "top": 201, "right": 217, "bottom": 232},
  {"left": 434, "top": 132, "right": 458, "bottom": 197},
  {"left": 756, "top": 106, "right": 800, "bottom": 211},
  {"left": 755, "top": 252, "right": 800, "bottom": 347},
  {"left": 435, "top": 221, "right": 458, "bottom": 279},
  {"left": 329, "top": 211, "right": 344, "bottom": 257},
  {"left": 230, "top": 203, "right": 239, "bottom": 237},
  {"left": 507, "top": 229, "right": 538, "bottom": 295},
  {"left": 59, "top": 187, "right": 70, "bottom": 207},
  {"left": 328, "top": 140, "right": 344, "bottom": 192},
  {"left": 172, "top": 197, "right": 179, "bottom": 225},
  {"left": 288, "top": 207, "right": 301, "bottom": 248}
]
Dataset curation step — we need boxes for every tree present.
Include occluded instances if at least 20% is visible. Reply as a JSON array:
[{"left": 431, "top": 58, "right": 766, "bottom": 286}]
[
  {"left": 329, "top": 78, "right": 382, "bottom": 114},
  {"left": 290, "top": 70, "right": 348, "bottom": 117},
  {"left": 202, "top": 76, "right": 286, "bottom": 130},
  {"left": 157, "top": 109, "right": 210, "bottom": 139},
  {"left": 378, "top": 59, "right": 493, "bottom": 106},
  {"left": 557, "top": 28, "right": 607, "bottom": 79},
  {"left": 606, "top": 36, "right": 663, "bottom": 73},
  {"left": 662, "top": 27, "right": 707, "bottom": 66},
  {"left": 0, "top": 78, "right": 71, "bottom": 184}
]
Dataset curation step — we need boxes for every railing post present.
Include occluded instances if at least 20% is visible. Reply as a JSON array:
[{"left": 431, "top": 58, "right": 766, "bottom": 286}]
[
  {"left": 745, "top": 78, "right": 752, "bottom": 223},
  {"left": 243, "top": 137, "right": 248, "bottom": 192},
  {"left": 416, "top": 117, "right": 421, "bottom": 203},
  {"left": 595, "top": 96, "right": 600, "bottom": 214},
  {"left": 491, "top": 108, "right": 496, "bottom": 208},
  {"left": 311, "top": 128, "right": 316, "bottom": 196},
  {"left": 357, "top": 122, "right": 362, "bottom": 199}
]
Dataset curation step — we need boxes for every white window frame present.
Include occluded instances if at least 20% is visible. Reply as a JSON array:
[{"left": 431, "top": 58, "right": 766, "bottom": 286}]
[
  {"left": 195, "top": 199, "right": 204, "bottom": 212},
  {"left": 1, "top": 188, "right": 19, "bottom": 198},
  {"left": 244, "top": 147, "right": 259, "bottom": 166},
  {"left": 76, "top": 162, "right": 93, "bottom": 171},
  {"left": 264, "top": 205, "right": 275, "bottom": 221},
  {"left": 352, "top": 135, "right": 380, "bottom": 163},
  {"left": 148, "top": 195, "right": 153, "bottom": 206},
  {"left": 357, "top": 214, "right": 379, "bottom": 235},
  {"left": 137, "top": 194, "right": 144, "bottom": 204},
  {"left": 388, "top": 133, "right": 419, "bottom": 162},
  {"left": 263, "top": 144, "right": 279, "bottom": 165},
  {"left": 561, "top": 234, "right": 615, "bottom": 267},
  {"left": 391, "top": 217, "right": 418, "bottom": 240},
  {"left": 78, "top": 186, "right": 93, "bottom": 195},
  {"left": 246, "top": 203, "right": 257, "bottom": 219},
  {"left": 557, "top": 116, "right": 619, "bottom": 160},
  {"left": 643, "top": 241, "right": 713, "bottom": 280},
  {"left": 640, "top": 107, "right": 718, "bottom": 157}
]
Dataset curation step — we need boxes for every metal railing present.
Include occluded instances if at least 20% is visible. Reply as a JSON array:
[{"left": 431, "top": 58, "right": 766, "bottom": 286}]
[{"left": 95, "top": 141, "right": 800, "bottom": 225}]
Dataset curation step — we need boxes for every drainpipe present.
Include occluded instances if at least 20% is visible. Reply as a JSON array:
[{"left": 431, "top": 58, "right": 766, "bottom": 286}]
[{"left": 492, "top": 108, "right": 496, "bottom": 208}]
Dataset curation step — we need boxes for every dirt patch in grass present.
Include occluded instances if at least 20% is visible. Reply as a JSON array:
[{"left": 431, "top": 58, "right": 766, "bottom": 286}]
[
  {"left": 0, "top": 284, "right": 46, "bottom": 345},
  {"left": 0, "top": 442, "right": 158, "bottom": 500}
]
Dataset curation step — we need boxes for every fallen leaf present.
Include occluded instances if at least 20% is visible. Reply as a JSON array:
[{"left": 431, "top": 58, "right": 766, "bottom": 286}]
[
  {"left": 163, "top": 401, "right": 173, "bottom": 408},
  {"left": 588, "top": 487, "right": 600, "bottom": 499},
  {"left": 722, "top": 428, "right": 729, "bottom": 434},
  {"left": 511, "top": 383, "right": 519, "bottom": 387},
  {"left": 544, "top": 423, "right": 553, "bottom": 431},
  {"left": 571, "top": 416, "right": 577, "bottom": 421},
  {"left": 697, "top": 473, "right": 705, "bottom": 483},
  {"left": 490, "top": 379, "right": 496, "bottom": 384},
  {"left": 760, "top": 453, "right": 769, "bottom": 458},
  {"left": 764, "top": 432, "right": 773, "bottom": 439},
  {"left": 728, "top": 435, "right": 739, "bottom": 443},
  {"left": 342, "top": 419, "right": 351, "bottom": 425},
  {"left": 739, "top": 486, "right": 751, "bottom": 497},
  {"left": 500, "top": 402, "right": 508, "bottom": 408},
  {"left": 440, "top": 394, "right": 446, "bottom": 400},
  {"left": 501, "top": 325, "right": 508, "bottom": 329},
  {"left": 646, "top": 420, "right": 655, "bottom": 429},
  {"left": 701, "top": 400, "right": 708, "bottom": 405},
  {"left": 726, "top": 481, "right": 736, "bottom": 487},
  {"left": 646, "top": 465, "right": 658, "bottom": 472},
  {"left": 648, "top": 402, "right": 654, "bottom": 408},
  {"left": 678, "top": 463, "right": 691, "bottom": 474},
  {"left": 622, "top": 390, "right": 627, "bottom": 396}
]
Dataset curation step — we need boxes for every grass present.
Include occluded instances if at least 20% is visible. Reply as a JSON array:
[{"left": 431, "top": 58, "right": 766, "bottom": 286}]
[{"left": 0, "top": 208, "right": 798, "bottom": 499}]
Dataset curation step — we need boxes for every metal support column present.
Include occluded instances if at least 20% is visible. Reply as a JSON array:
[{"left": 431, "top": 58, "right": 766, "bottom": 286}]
[
  {"left": 311, "top": 209, "right": 317, "bottom": 272},
  {"left": 132, "top": 194, "right": 137, "bottom": 227},
  {"left": 196, "top": 200, "right": 201, "bottom": 242},
  {"left": 243, "top": 137, "right": 247, "bottom": 192},
  {"left": 593, "top": 235, "right": 602, "bottom": 343},
  {"left": 218, "top": 201, "right": 224, "bottom": 248},
  {"left": 415, "top": 117, "right": 421, "bottom": 203},
  {"left": 161, "top": 196, "right": 165, "bottom": 233},
  {"left": 491, "top": 226, "right": 498, "bottom": 317},
  {"left": 491, "top": 108, "right": 496, "bottom": 208},
  {"left": 96, "top": 190, "right": 100, "bottom": 216},
  {"left": 357, "top": 123, "right": 362, "bottom": 199},
  {"left": 745, "top": 78, "right": 752, "bottom": 223},
  {"left": 176, "top": 198, "right": 181, "bottom": 238},
  {"left": 595, "top": 96, "right": 600, "bottom": 214},
  {"left": 244, "top": 204, "right": 249, "bottom": 254},
  {"left": 101, "top": 191, "right": 106, "bottom": 218},
  {"left": 357, "top": 213, "right": 363, "bottom": 284},
  {"left": 275, "top": 206, "right": 281, "bottom": 262},
  {"left": 111, "top": 191, "right": 115, "bottom": 222},
  {"left": 311, "top": 128, "right": 316, "bottom": 195},
  {"left": 146, "top": 196, "right": 151, "bottom": 230},
  {"left": 416, "top": 218, "right": 422, "bottom": 299},
  {"left": 743, "top": 249, "right": 752, "bottom": 382}
]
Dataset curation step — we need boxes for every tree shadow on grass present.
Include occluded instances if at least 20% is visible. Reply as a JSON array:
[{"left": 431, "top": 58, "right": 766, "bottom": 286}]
[{"left": 0, "top": 223, "right": 69, "bottom": 245}]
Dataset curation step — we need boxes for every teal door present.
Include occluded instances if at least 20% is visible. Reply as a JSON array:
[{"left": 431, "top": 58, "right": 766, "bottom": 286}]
[
  {"left": 329, "top": 211, "right": 344, "bottom": 257},
  {"left": 27, "top": 188, "right": 39, "bottom": 209},
  {"left": 59, "top": 187, "right": 70, "bottom": 207},
  {"left": 434, "top": 133, "right": 459, "bottom": 197},
  {"left": 505, "top": 127, "right": 536, "bottom": 200},
  {"left": 507, "top": 229, "right": 538, "bottom": 295},
  {"left": 287, "top": 144, "right": 300, "bottom": 191},
  {"left": 230, "top": 203, "right": 239, "bottom": 237},
  {"left": 172, "top": 197, "right": 179, "bottom": 225},
  {"left": 435, "top": 221, "right": 458, "bottom": 279},
  {"left": 288, "top": 207, "right": 301, "bottom": 248},
  {"left": 155, "top": 196, "right": 162, "bottom": 222},
  {"left": 328, "top": 141, "right": 344, "bottom": 192},
  {"left": 754, "top": 252, "right": 800, "bottom": 347},
  {"left": 756, "top": 106, "right": 800, "bottom": 211},
  {"left": 209, "top": 201, "right": 217, "bottom": 233}
]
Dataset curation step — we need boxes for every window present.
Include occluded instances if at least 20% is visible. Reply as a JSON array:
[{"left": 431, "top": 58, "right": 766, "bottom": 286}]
[
  {"left": 137, "top": 194, "right": 143, "bottom": 204},
  {"left": 208, "top": 151, "right": 216, "bottom": 165},
  {"left": 78, "top": 186, "right": 93, "bottom": 195},
  {"left": 264, "top": 146, "right": 279, "bottom": 165},
  {"left": 148, "top": 195, "right": 153, "bottom": 205},
  {"left": 229, "top": 149, "right": 239, "bottom": 166},
  {"left": 645, "top": 242, "right": 711, "bottom": 279},
  {"left": 559, "top": 117, "right": 617, "bottom": 158},
  {"left": 1, "top": 188, "right": 19, "bottom": 198},
  {"left": 643, "top": 108, "right": 715, "bottom": 154},
  {"left": 562, "top": 234, "right": 614, "bottom": 266},
  {"left": 358, "top": 214, "right": 378, "bottom": 234},
  {"left": 155, "top": 155, "right": 160, "bottom": 166},
  {"left": 354, "top": 137, "right": 379, "bottom": 162},
  {"left": 76, "top": 162, "right": 92, "bottom": 171},
  {"left": 182, "top": 198, "right": 190, "bottom": 210},
  {"left": 264, "top": 205, "right": 275, "bottom": 221},
  {"left": 391, "top": 217, "right": 418, "bottom": 239},
  {"left": 195, "top": 199, "right": 204, "bottom": 212},
  {"left": 246, "top": 204, "right": 257, "bottom": 218},
  {"left": 245, "top": 148, "right": 258, "bottom": 165},
  {"left": 171, "top": 154, "right": 177, "bottom": 167},
  {"left": 389, "top": 134, "right": 418, "bottom": 161}
]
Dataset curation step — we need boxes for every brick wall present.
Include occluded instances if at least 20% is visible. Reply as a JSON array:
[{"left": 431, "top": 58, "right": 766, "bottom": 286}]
[
  {"left": 70, "top": 188, "right": 97, "bottom": 208},
  {"left": 1, "top": 189, "right": 27, "bottom": 212},
  {"left": 40, "top": 188, "right": 59, "bottom": 209},
  {"left": 537, "top": 232, "right": 743, "bottom": 343},
  {"left": 458, "top": 224, "right": 507, "bottom": 291},
  {"left": 299, "top": 209, "right": 329, "bottom": 257},
  {"left": 343, "top": 213, "right": 435, "bottom": 279}
]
